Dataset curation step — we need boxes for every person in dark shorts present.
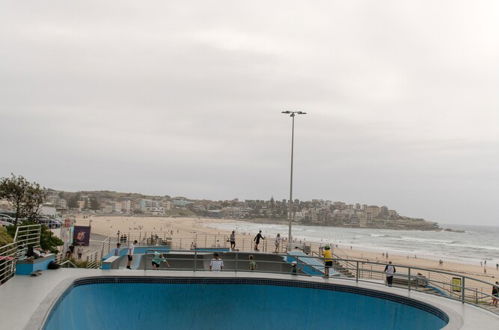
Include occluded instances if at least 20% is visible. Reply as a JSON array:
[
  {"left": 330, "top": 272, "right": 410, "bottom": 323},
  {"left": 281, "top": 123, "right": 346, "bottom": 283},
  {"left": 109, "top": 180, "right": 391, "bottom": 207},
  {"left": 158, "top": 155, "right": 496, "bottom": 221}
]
[
  {"left": 492, "top": 281, "right": 498, "bottom": 307},
  {"left": 126, "top": 240, "right": 137, "bottom": 270},
  {"left": 151, "top": 252, "right": 169, "bottom": 270},
  {"left": 253, "top": 230, "right": 264, "bottom": 251},
  {"left": 384, "top": 261, "right": 396, "bottom": 287},
  {"left": 323, "top": 245, "right": 333, "bottom": 277},
  {"left": 230, "top": 231, "right": 236, "bottom": 250}
]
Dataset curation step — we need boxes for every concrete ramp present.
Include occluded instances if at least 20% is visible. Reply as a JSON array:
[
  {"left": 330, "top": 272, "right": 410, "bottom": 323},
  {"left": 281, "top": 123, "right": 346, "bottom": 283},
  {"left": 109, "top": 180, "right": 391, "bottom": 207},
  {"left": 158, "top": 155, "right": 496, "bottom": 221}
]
[{"left": 286, "top": 251, "right": 339, "bottom": 277}]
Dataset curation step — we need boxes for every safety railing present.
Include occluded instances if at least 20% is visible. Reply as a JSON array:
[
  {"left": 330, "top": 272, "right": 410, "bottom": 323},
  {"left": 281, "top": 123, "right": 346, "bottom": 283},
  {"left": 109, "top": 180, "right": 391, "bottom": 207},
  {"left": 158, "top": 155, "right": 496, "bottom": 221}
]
[
  {"left": 85, "top": 250, "right": 101, "bottom": 269},
  {"left": 0, "top": 224, "right": 42, "bottom": 285},
  {"left": 113, "top": 231, "right": 290, "bottom": 253},
  {"left": 14, "top": 224, "right": 41, "bottom": 248},
  {"left": 59, "top": 259, "right": 78, "bottom": 268},
  {"left": 57, "top": 236, "right": 113, "bottom": 269},
  {"left": 79, "top": 236, "right": 113, "bottom": 269},
  {"left": 129, "top": 249, "right": 499, "bottom": 316},
  {"left": 141, "top": 249, "right": 300, "bottom": 275},
  {"left": 0, "top": 242, "right": 18, "bottom": 284}
]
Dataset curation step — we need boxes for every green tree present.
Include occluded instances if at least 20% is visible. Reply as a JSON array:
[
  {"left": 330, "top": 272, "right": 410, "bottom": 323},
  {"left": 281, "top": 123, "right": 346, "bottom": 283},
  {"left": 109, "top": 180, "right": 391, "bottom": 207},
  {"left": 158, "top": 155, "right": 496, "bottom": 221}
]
[
  {"left": 0, "top": 174, "right": 46, "bottom": 225},
  {"left": 89, "top": 196, "right": 100, "bottom": 210},
  {"left": 39, "top": 225, "right": 64, "bottom": 253},
  {"left": 24, "top": 183, "right": 46, "bottom": 221},
  {"left": 67, "top": 193, "right": 80, "bottom": 209},
  {"left": 0, "top": 227, "right": 13, "bottom": 246}
]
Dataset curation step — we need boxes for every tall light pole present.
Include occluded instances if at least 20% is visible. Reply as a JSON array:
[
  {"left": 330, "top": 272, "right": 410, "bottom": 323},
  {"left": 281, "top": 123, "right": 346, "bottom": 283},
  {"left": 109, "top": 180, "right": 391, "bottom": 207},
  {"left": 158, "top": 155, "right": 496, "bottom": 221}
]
[{"left": 282, "top": 110, "right": 306, "bottom": 251}]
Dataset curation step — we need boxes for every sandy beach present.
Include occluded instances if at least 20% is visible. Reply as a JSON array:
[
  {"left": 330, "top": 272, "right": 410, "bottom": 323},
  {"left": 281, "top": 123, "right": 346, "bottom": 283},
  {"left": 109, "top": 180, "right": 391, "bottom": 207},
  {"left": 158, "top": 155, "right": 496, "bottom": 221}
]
[{"left": 76, "top": 215, "right": 499, "bottom": 285}]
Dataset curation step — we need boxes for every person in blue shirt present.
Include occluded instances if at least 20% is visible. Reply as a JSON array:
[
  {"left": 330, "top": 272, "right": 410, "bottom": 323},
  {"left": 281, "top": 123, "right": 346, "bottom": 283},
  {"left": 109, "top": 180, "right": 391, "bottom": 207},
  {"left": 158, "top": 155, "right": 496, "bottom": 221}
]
[{"left": 151, "top": 252, "right": 169, "bottom": 270}]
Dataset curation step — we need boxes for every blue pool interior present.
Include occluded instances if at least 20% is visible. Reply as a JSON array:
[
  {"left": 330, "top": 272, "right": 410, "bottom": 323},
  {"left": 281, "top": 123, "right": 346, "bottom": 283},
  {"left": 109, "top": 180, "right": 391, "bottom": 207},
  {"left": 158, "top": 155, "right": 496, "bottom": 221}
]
[{"left": 44, "top": 279, "right": 448, "bottom": 330}]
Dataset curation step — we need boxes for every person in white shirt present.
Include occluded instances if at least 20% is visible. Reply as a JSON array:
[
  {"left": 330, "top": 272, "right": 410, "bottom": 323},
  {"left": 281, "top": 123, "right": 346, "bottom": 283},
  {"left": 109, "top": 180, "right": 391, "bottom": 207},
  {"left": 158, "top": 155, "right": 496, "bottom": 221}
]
[
  {"left": 274, "top": 233, "right": 281, "bottom": 253},
  {"left": 126, "top": 240, "right": 137, "bottom": 270},
  {"left": 384, "top": 261, "right": 396, "bottom": 287},
  {"left": 209, "top": 253, "right": 224, "bottom": 271}
]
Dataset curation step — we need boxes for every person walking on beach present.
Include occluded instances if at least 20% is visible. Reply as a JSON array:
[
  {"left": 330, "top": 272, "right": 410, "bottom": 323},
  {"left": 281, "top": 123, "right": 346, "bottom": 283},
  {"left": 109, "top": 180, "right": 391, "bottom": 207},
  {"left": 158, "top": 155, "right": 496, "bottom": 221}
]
[
  {"left": 385, "top": 261, "right": 396, "bottom": 287},
  {"left": 492, "top": 282, "right": 498, "bottom": 307},
  {"left": 209, "top": 253, "right": 224, "bottom": 271},
  {"left": 249, "top": 255, "right": 256, "bottom": 271},
  {"left": 229, "top": 231, "right": 236, "bottom": 250},
  {"left": 254, "top": 230, "right": 264, "bottom": 251},
  {"left": 126, "top": 240, "right": 137, "bottom": 270},
  {"left": 323, "top": 245, "right": 333, "bottom": 278},
  {"left": 274, "top": 233, "right": 281, "bottom": 253}
]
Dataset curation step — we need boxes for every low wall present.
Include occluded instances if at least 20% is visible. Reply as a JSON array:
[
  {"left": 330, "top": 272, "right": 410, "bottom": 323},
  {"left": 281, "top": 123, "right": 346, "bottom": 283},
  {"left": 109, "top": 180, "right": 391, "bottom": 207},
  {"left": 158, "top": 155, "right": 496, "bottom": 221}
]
[{"left": 16, "top": 255, "right": 56, "bottom": 275}]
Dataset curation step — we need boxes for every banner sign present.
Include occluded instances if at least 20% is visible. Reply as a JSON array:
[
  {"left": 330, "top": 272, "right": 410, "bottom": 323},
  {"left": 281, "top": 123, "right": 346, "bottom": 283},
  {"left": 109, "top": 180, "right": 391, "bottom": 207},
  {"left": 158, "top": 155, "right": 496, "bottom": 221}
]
[
  {"left": 73, "top": 226, "right": 91, "bottom": 246},
  {"left": 451, "top": 277, "right": 462, "bottom": 292}
]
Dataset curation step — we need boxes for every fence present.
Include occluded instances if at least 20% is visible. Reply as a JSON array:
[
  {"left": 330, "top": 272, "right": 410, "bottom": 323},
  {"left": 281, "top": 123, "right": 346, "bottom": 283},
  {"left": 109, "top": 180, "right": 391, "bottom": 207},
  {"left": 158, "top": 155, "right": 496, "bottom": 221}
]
[
  {"left": 0, "top": 242, "right": 18, "bottom": 284},
  {"left": 0, "top": 224, "right": 42, "bottom": 285},
  {"left": 113, "top": 232, "right": 288, "bottom": 253},
  {"left": 332, "top": 258, "right": 499, "bottom": 314},
  {"left": 134, "top": 249, "right": 499, "bottom": 317},
  {"left": 59, "top": 230, "right": 499, "bottom": 315},
  {"left": 85, "top": 236, "right": 112, "bottom": 269}
]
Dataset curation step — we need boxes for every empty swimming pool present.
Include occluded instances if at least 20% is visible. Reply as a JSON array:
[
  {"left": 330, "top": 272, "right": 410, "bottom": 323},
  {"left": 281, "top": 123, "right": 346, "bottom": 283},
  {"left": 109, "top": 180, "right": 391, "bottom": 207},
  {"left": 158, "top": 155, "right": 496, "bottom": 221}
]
[{"left": 44, "top": 277, "right": 448, "bottom": 330}]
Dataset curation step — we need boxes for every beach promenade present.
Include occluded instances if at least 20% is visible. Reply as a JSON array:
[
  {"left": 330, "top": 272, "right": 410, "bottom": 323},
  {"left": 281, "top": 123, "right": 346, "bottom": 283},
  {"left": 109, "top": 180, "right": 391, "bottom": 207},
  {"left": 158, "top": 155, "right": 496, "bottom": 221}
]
[{"left": 75, "top": 215, "right": 499, "bottom": 285}]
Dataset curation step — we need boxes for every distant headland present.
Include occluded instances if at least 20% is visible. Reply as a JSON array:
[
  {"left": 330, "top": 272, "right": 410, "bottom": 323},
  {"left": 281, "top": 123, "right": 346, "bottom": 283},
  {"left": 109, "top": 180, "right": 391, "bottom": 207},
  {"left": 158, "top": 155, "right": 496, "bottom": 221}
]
[{"left": 32, "top": 189, "right": 441, "bottom": 231}]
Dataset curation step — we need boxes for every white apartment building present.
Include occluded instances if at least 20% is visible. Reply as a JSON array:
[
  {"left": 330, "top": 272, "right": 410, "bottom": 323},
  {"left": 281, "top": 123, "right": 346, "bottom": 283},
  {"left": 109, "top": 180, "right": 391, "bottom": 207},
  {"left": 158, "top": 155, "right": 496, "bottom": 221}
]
[{"left": 121, "top": 200, "right": 131, "bottom": 213}]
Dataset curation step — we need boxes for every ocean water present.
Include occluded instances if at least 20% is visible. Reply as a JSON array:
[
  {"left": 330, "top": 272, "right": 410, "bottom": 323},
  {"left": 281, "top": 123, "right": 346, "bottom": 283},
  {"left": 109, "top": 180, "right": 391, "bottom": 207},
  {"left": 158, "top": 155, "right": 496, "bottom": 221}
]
[{"left": 205, "top": 221, "right": 499, "bottom": 266}]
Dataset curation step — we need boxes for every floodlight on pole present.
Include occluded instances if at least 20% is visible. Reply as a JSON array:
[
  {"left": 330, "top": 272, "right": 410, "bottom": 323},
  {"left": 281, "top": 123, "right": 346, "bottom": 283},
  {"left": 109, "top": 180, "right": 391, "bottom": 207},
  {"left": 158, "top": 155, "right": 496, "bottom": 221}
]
[{"left": 282, "top": 110, "right": 306, "bottom": 251}]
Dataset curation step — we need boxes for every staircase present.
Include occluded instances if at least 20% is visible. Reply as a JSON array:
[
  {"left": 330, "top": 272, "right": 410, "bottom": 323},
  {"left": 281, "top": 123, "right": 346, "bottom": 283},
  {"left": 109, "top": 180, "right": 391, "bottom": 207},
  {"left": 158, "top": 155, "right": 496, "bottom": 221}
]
[{"left": 332, "top": 259, "right": 356, "bottom": 278}]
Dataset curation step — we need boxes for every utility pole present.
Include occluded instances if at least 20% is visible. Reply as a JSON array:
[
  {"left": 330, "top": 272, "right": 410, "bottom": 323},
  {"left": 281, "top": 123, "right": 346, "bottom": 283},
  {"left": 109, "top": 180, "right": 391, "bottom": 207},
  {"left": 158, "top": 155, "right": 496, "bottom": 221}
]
[{"left": 281, "top": 110, "right": 306, "bottom": 251}]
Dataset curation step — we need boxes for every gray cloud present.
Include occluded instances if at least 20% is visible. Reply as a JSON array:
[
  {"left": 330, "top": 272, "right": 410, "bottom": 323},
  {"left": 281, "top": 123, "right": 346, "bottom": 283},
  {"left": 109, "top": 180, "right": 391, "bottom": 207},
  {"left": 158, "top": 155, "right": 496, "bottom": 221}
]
[{"left": 1, "top": 1, "right": 498, "bottom": 225}]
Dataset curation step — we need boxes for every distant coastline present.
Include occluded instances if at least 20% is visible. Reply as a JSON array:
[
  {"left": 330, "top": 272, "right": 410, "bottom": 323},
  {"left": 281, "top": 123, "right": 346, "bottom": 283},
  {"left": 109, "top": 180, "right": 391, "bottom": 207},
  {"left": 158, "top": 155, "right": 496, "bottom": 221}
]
[
  {"left": 86, "top": 213, "right": 441, "bottom": 232},
  {"left": 241, "top": 217, "right": 440, "bottom": 231},
  {"left": 40, "top": 189, "right": 442, "bottom": 232}
]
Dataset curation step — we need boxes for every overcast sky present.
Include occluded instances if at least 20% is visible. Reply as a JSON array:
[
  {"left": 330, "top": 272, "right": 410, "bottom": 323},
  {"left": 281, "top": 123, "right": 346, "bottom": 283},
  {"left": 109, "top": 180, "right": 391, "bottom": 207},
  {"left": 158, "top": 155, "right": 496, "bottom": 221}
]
[{"left": 1, "top": 1, "right": 498, "bottom": 225}]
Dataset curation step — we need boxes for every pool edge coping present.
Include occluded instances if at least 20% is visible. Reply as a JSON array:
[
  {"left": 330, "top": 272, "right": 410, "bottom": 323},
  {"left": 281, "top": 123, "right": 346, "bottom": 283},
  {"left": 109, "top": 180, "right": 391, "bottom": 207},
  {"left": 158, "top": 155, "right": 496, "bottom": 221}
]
[{"left": 29, "top": 273, "right": 463, "bottom": 330}]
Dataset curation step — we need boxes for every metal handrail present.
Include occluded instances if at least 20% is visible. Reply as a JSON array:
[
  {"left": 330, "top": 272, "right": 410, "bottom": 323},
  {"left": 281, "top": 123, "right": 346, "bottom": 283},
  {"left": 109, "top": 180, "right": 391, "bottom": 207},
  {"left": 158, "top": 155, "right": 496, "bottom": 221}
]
[
  {"left": 132, "top": 249, "right": 499, "bottom": 315},
  {"left": 1, "top": 224, "right": 42, "bottom": 285},
  {"left": 0, "top": 242, "right": 18, "bottom": 283},
  {"left": 59, "top": 260, "right": 78, "bottom": 268},
  {"left": 112, "top": 232, "right": 283, "bottom": 252}
]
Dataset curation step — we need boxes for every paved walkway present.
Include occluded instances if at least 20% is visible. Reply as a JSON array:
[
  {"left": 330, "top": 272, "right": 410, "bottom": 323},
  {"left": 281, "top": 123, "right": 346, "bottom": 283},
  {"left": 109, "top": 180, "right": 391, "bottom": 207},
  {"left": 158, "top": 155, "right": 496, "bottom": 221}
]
[{"left": 0, "top": 269, "right": 498, "bottom": 329}]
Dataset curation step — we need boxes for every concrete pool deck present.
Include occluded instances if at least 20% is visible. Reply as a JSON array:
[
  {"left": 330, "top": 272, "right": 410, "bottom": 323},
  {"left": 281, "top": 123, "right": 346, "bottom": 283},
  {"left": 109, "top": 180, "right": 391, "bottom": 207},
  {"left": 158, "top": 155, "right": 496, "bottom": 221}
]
[{"left": 0, "top": 269, "right": 498, "bottom": 329}]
